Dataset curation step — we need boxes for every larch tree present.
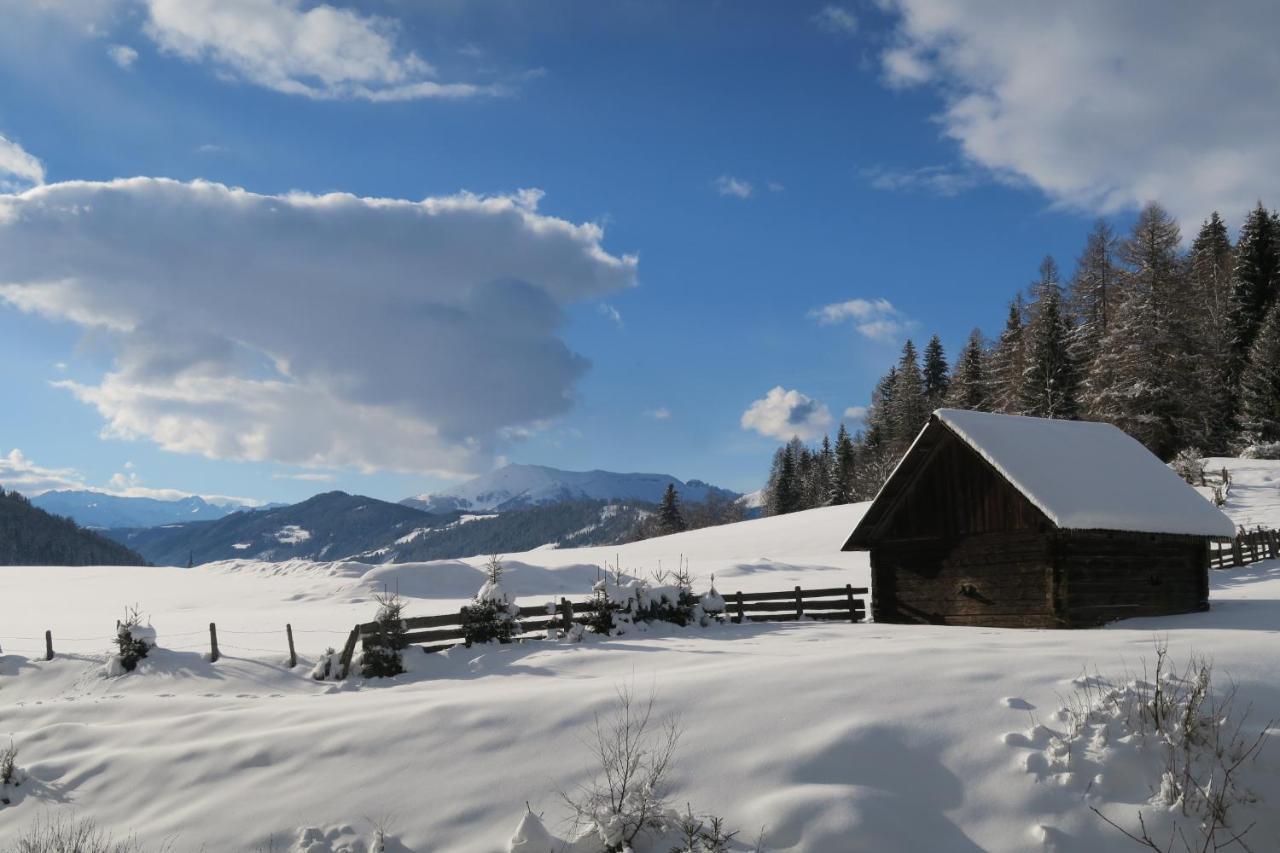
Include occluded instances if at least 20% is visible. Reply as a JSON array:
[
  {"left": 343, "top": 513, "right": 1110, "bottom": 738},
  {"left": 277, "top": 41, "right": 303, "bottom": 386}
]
[
  {"left": 988, "top": 296, "right": 1027, "bottom": 414},
  {"left": 1067, "top": 219, "right": 1119, "bottom": 368},
  {"left": 946, "top": 328, "right": 989, "bottom": 411}
]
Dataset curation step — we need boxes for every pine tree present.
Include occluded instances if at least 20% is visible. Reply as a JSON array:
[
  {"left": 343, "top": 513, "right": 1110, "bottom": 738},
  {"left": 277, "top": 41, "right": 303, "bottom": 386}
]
[
  {"left": 657, "top": 484, "right": 687, "bottom": 534},
  {"left": 1238, "top": 301, "right": 1280, "bottom": 448},
  {"left": 831, "top": 424, "right": 856, "bottom": 504},
  {"left": 946, "top": 328, "right": 989, "bottom": 411},
  {"left": 1068, "top": 220, "right": 1118, "bottom": 368},
  {"left": 764, "top": 443, "right": 801, "bottom": 516},
  {"left": 863, "top": 366, "right": 897, "bottom": 449},
  {"left": 889, "top": 340, "right": 927, "bottom": 447},
  {"left": 922, "top": 334, "right": 949, "bottom": 405},
  {"left": 816, "top": 435, "right": 835, "bottom": 507},
  {"left": 989, "top": 296, "right": 1026, "bottom": 414},
  {"left": 1019, "top": 258, "right": 1079, "bottom": 419}
]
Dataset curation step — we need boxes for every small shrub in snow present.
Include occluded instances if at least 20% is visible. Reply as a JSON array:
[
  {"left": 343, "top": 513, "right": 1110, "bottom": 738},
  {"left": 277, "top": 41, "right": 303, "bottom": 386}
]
[
  {"left": 110, "top": 606, "right": 154, "bottom": 674},
  {"left": 11, "top": 814, "right": 156, "bottom": 852},
  {"left": 362, "top": 589, "right": 408, "bottom": 678},
  {"left": 1241, "top": 440, "right": 1280, "bottom": 460},
  {"left": 1, "top": 739, "right": 20, "bottom": 805},
  {"left": 462, "top": 556, "right": 521, "bottom": 646},
  {"left": 589, "top": 563, "right": 722, "bottom": 635},
  {"left": 1170, "top": 448, "right": 1206, "bottom": 486},
  {"left": 560, "top": 685, "right": 682, "bottom": 852},
  {"left": 312, "top": 646, "right": 339, "bottom": 681}
]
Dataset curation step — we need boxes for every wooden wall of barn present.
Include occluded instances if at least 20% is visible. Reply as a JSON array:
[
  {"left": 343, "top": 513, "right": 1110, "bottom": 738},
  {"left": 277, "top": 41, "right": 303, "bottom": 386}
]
[{"left": 1055, "top": 532, "right": 1209, "bottom": 626}]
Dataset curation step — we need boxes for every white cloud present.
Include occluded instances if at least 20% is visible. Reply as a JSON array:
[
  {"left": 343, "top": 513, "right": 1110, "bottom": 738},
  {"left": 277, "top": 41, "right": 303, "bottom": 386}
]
[
  {"left": 741, "top": 387, "right": 833, "bottom": 442},
  {"left": 598, "top": 302, "right": 623, "bottom": 327},
  {"left": 862, "top": 164, "right": 977, "bottom": 197},
  {"left": 0, "top": 448, "right": 85, "bottom": 493},
  {"left": 0, "top": 178, "right": 636, "bottom": 477},
  {"left": 809, "top": 297, "right": 913, "bottom": 343},
  {"left": 843, "top": 405, "right": 868, "bottom": 422},
  {"left": 714, "top": 175, "right": 753, "bottom": 199},
  {"left": 273, "top": 471, "right": 336, "bottom": 482},
  {"left": 0, "top": 134, "right": 44, "bottom": 190},
  {"left": 107, "top": 43, "right": 138, "bottom": 68},
  {"left": 141, "top": 0, "right": 493, "bottom": 101},
  {"left": 877, "top": 0, "right": 1280, "bottom": 225},
  {"left": 766, "top": 181, "right": 785, "bottom": 193},
  {"left": 644, "top": 407, "right": 671, "bottom": 420},
  {"left": 813, "top": 5, "right": 858, "bottom": 36}
]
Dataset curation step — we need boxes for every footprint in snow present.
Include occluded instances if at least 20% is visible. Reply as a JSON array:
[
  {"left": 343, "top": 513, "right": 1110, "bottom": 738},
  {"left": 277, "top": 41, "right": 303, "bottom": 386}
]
[{"left": 1005, "top": 697, "right": 1036, "bottom": 710}]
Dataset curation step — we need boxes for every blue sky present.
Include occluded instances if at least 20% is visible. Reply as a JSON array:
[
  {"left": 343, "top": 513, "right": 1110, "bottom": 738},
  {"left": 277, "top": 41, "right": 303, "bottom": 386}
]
[{"left": 1, "top": 0, "right": 1274, "bottom": 504}]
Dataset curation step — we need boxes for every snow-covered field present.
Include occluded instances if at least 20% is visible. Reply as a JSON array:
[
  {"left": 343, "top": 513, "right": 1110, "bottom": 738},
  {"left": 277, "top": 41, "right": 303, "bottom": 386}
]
[{"left": 2, "top": 462, "right": 1279, "bottom": 851}]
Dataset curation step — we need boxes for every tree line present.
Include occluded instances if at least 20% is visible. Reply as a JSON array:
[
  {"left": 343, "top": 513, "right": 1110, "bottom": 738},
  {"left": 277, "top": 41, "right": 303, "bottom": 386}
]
[{"left": 765, "top": 201, "right": 1280, "bottom": 514}]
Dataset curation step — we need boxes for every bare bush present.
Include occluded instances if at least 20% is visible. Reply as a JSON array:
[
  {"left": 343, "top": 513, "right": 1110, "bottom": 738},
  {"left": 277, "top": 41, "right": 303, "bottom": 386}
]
[
  {"left": 560, "top": 685, "right": 682, "bottom": 852},
  {"left": 11, "top": 814, "right": 165, "bottom": 853}
]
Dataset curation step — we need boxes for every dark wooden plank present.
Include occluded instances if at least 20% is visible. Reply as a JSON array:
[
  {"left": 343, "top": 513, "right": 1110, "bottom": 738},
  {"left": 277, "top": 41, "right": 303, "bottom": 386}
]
[{"left": 740, "top": 599, "right": 851, "bottom": 612}]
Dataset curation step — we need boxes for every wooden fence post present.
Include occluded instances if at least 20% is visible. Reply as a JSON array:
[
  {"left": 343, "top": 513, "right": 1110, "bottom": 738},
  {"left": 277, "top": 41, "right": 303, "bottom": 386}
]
[
  {"left": 208, "top": 622, "right": 219, "bottom": 662},
  {"left": 337, "top": 626, "right": 359, "bottom": 679},
  {"left": 845, "top": 584, "right": 856, "bottom": 624},
  {"left": 795, "top": 586, "right": 803, "bottom": 620},
  {"left": 460, "top": 606, "right": 471, "bottom": 648},
  {"left": 1232, "top": 535, "right": 1244, "bottom": 567},
  {"left": 559, "top": 598, "right": 573, "bottom": 632},
  {"left": 286, "top": 624, "right": 297, "bottom": 668},
  {"left": 735, "top": 591, "right": 745, "bottom": 625},
  {"left": 45, "top": 630, "right": 53, "bottom": 661}
]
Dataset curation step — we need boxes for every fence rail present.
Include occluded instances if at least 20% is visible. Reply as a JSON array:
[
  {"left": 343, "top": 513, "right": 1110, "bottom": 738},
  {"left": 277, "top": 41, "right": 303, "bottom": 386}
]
[
  {"left": 1208, "top": 527, "right": 1280, "bottom": 570},
  {"left": 341, "top": 583, "right": 869, "bottom": 677}
]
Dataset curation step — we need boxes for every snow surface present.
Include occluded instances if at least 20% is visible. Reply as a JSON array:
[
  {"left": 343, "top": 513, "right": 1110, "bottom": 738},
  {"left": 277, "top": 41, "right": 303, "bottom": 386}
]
[
  {"left": 935, "top": 409, "right": 1236, "bottom": 538},
  {"left": 2, "top": 483, "right": 1279, "bottom": 851}
]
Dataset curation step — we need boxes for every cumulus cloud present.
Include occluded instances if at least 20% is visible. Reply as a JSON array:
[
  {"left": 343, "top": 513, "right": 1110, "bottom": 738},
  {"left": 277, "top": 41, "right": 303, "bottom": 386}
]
[
  {"left": 809, "top": 297, "right": 913, "bottom": 343},
  {"left": 0, "top": 448, "right": 85, "bottom": 493},
  {"left": 813, "top": 5, "right": 858, "bottom": 36},
  {"left": 843, "top": 405, "right": 868, "bottom": 423},
  {"left": 714, "top": 175, "right": 753, "bottom": 199},
  {"left": 862, "top": 164, "right": 977, "bottom": 197},
  {"left": 877, "top": 0, "right": 1280, "bottom": 225},
  {"left": 0, "top": 178, "right": 637, "bottom": 476},
  {"left": 273, "top": 471, "right": 337, "bottom": 482},
  {"left": 0, "top": 134, "right": 44, "bottom": 190},
  {"left": 741, "top": 387, "right": 833, "bottom": 442},
  {"left": 108, "top": 43, "right": 138, "bottom": 68},
  {"left": 141, "top": 0, "right": 493, "bottom": 101}
]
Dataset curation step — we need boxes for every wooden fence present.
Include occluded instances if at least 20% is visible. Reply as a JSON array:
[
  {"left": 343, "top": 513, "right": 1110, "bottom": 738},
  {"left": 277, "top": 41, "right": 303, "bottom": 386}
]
[
  {"left": 1209, "top": 527, "right": 1280, "bottom": 570},
  {"left": 338, "top": 583, "right": 868, "bottom": 678}
]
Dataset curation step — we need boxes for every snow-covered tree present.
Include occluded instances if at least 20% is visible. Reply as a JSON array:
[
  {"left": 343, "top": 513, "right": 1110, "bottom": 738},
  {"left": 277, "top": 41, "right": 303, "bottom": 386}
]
[
  {"left": 831, "top": 424, "right": 856, "bottom": 505},
  {"left": 889, "top": 339, "right": 927, "bottom": 447},
  {"left": 922, "top": 334, "right": 949, "bottom": 405},
  {"left": 946, "top": 328, "right": 989, "bottom": 411},
  {"left": 361, "top": 588, "right": 408, "bottom": 678},
  {"left": 1238, "top": 301, "right": 1280, "bottom": 447},
  {"left": 462, "top": 556, "right": 521, "bottom": 645},
  {"left": 1068, "top": 219, "right": 1119, "bottom": 368},
  {"left": 656, "top": 484, "right": 687, "bottom": 535},
  {"left": 988, "top": 296, "right": 1026, "bottom": 414},
  {"left": 1019, "top": 261, "right": 1080, "bottom": 419},
  {"left": 1229, "top": 203, "right": 1280, "bottom": 360}
]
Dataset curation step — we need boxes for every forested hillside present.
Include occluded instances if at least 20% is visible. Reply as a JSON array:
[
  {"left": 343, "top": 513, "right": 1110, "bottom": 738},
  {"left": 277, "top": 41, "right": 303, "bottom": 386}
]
[
  {"left": 764, "top": 202, "right": 1280, "bottom": 514},
  {"left": 0, "top": 488, "right": 147, "bottom": 566}
]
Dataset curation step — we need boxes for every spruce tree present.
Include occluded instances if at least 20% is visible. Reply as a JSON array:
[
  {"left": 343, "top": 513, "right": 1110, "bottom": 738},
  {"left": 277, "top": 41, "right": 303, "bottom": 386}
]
[
  {"left": 657, "top": 484, "right": 687, "bottom": 534},
  {"left": 1229, "top": 203, "right": 1280, "bottom": 360},
  {"left": 816, "top": 434, "right": 835, "bottom": 507},
  {"left": 764, "top": 443, "right": 801, "bottom": 516},
  {"left": 1188, "top": 212, "right": 1237, "bottom": 452},
  {"left": 1238, "top": 301, "right": 1280, "bottom": 448},
  {"left": 831, "top": 424, "right": 856, "bottom": 504},
  {"left": 946, "top": 328, "right": 989, "bottom": 411},
  {"left": 989, "top": 296, "right": 1026, "bottom": 414},
  {"left": 922, "top": 334, "right": 949, "bottom": 405},
  {"left": 863, "top": 366, "right": 897, "bottom": 449},
  {"left": 889, "top": 339, "right": 927, "bottom": 448},
  {"left": 1019, "top": 259, "right": 1079, "bottom": 419}
]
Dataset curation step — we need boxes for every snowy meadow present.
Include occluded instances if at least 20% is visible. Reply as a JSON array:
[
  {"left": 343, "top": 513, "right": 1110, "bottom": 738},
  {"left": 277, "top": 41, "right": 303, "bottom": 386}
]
[{"left": 1, "top": 463, "right": 1279, "bottom": 852}]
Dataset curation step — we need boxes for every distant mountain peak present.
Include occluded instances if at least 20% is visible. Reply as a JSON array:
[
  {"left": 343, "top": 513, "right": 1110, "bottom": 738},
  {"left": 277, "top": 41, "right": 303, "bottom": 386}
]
[{"left": 403, "top": 464, "right": 739, "bottom": 513}]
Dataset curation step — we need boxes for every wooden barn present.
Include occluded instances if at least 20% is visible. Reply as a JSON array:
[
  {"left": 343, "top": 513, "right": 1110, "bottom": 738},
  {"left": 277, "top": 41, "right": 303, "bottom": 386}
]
[{"left": 842, "top": 409, "right": 1236, "bottom": 628}]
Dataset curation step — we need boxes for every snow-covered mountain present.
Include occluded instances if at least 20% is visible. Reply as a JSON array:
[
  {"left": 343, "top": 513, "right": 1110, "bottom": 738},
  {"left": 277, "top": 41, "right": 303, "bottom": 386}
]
[
  {"left": 31, "top": 490, "right": 251, "bottom": 530},
  {"left": 402, "top": 464, "right": 739, "bottom": 512}
]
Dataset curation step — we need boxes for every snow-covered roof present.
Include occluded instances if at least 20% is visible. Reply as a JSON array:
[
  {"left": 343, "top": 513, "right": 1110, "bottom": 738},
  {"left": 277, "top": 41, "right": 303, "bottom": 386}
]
[{"left": 932, "top": 409, "right": 1236, "bottom": 538}]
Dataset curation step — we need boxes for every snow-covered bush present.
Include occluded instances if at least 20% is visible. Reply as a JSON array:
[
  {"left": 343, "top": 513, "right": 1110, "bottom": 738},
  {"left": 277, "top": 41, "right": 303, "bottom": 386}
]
[
  {"left": 462, "top": 556, "right": 522, "bottom": 645},
  {"left": 1047, "top": 641, "right": 1272, "bottom": 851},
  {"left": 108, "top": 606, "right": 154, "bottom": 675},
  {"left": 1241, "top": 440, "right": 1280, "bottom": 460},
  {"left": 560, "top": 685, "right": 682, "bottom": 852},
  {"left": 587, "top": 564, "right": 722, "bottom": 636},
  {"left": 311, "top": 646, "right": 339, "bottom": 681},
  {"left": 362, "top": 589, "right": 408, "bottom": 678},
  {"left": 1170, "top": 447, "right": 1206, "bottom": 485},
  {"left": 1, "top": 739, "right": 21, "bottom": 806},
  {"left": 507, "top": 806, "right": 555, "bottom": 852}
]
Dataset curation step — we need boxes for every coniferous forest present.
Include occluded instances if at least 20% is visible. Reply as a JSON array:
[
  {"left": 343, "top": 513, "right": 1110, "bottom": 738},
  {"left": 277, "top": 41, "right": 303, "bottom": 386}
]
[{"left": 764, "top": 202, "right": 1280, "bottom": 514}]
